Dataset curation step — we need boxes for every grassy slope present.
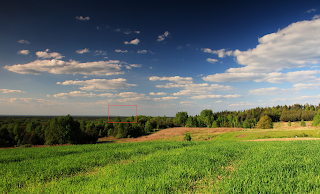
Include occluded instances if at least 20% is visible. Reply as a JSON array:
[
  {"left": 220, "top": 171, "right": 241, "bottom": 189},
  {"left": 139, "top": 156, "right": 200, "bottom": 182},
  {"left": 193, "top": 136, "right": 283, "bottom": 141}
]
[{"left": 2, "top": 141, "right": 320, "bottom": 193}]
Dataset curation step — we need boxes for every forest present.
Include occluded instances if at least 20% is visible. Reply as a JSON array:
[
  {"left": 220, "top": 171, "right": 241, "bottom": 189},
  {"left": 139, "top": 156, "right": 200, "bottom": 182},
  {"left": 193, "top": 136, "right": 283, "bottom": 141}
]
[{"left": 0, "top": 103, "right": 320, "bottom": 148}]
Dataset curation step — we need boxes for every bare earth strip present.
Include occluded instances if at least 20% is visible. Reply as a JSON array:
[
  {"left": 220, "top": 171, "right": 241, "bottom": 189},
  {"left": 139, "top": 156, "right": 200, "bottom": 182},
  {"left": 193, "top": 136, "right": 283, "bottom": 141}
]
[
  {"left": 244, "top": 138, "right": 320, "bottom": 142},
  {"left": 117, "top": 127, "right": 244, "bottom": 143}
]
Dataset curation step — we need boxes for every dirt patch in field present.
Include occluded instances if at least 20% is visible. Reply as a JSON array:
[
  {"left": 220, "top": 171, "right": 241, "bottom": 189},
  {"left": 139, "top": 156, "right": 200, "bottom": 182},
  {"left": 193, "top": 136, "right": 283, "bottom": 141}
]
[
  {"left": 244, "top": 137, "right": 320, "bottom": 142},
  {"left": 114, "top": 127, "right": 244, "bottom": 143},
  {"left": 236, "top": 134, "right": 247, "bottom": 138}
]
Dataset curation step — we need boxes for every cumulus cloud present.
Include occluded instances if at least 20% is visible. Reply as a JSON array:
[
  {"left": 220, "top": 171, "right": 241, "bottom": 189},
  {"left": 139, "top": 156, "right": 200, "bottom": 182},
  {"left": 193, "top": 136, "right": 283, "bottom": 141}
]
[
  {"left": 124, "top": 38, "right": 140, "bottom": 45},
  {"left": 0, "top": 89, "right": 26, "bottom": 93},
  {"left": 125, "top": 64, "right": 142, "bottom": 69},
  {"left": 190, "top": 94, "right": 241, "bottom": 99},
  {"left": 137, "top": 50, "right": 147, "bottom": 54},
  {"left": 117, "top": 92, "right": 144, "bottom": 98},
  {"left": 57, "top": 78, "right": 137, "bottom": 91},
  {"left": 93, "top": 50, "right": 107, "bottom": 56},
  {"left": 17, "top": 50, "right": 30, "bottom": 55},
  {"left": 52, "top": 91, "right": 115, "bottom": 98},
  {"left": 149, "top": 92, "right": 167, "bottom": 96},
  {"left": 306, "top": 8, "right": 317, "bottom": 13},
  {"left": 149, "top": 76, "right": 193, "bottom": 84},
  {"left": 36, "top": 49, "right": 64, "bottom": 59},
  {"left": 293, "top": 82, "right": 320, "bottom": 90},
  {"left": 203, "top": 19, "right": 320, "bottom": 83},
  {"left": 207, "top": 58, "right": 218, "bottom": 63},
  {"left": 115, "top": 49, "right": 128, "bottom": 53},
  {"left": 18, "top": 40, "right": 30, "bottom": 44},
  {"left": 203, "top": 70, "right": 320, "bottom": 83},
  {"left": 153, "top": 96, "right": 179, "bottom": 101},
  {"left": 4, "top": 59, "right": 125, "bottom": 76},
  {"left": 202, "top": 48, "right": 233, "bottom": 58},
  {"left": 313, "top": 15, "right": 320, "bottom": 20},
  {"left": 228, "top": 101, "right": 257, "bottom": 107},
  {"left": 9, "top": 98, "right": 49, "bottom": 104},
  {"left": 123, "top": 31, "right": 132, "bottom": 34},
  {"left": 76, "top": 16, "right": 90, "bottom": 21},
  {"left": 76, "top": 48, "right": 90, "bottom": 54},
  {"left": 180, "top": 100, "right": 196, "bottom": 104},
  {"left": 157, "top": 31, "right": 170, "bottom": 41},
  {"left": 248, "top": 87, "right": 297, "bottom": 95}
]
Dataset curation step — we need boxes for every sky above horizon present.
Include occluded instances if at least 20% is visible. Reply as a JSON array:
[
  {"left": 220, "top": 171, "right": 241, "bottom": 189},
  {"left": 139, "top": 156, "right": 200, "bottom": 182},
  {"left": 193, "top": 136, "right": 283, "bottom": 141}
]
[{"left": 1, "top": 0, "right": 320, "bottom": 117}]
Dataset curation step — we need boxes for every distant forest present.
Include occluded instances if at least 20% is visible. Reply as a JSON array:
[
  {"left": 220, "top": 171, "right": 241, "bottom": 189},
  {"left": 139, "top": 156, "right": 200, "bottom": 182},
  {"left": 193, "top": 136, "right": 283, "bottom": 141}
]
[{"left": 0, "top": 103, "right": 320, "bottom": 148}]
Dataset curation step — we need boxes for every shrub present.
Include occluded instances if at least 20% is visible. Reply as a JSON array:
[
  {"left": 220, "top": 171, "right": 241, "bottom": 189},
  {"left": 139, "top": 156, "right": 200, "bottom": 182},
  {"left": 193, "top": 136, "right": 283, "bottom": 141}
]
[
  {"left": 183, "top": 132, "right": 192, "bottom": 141},
  {"left": 288, "top": 121, "right": 291, "bottom": 127},
  {"left": 301, "top": 120, "right": 306, "bottom": 127},
  {"left": 256, "top": 115, "right": 273, "bottom": 129}
]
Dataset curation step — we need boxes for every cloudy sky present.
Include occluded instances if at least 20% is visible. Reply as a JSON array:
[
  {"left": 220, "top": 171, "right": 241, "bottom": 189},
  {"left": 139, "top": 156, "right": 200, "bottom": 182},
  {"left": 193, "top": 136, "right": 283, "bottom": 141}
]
[{"left": 1, "top": 0, "right": 320, "bottom": 116}]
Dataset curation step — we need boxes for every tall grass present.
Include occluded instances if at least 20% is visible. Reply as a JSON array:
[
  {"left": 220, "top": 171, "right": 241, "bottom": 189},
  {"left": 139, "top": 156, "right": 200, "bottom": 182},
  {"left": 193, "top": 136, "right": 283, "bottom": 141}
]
[{"left": 1, "top": 140, "right": 320, "bottom": 193}]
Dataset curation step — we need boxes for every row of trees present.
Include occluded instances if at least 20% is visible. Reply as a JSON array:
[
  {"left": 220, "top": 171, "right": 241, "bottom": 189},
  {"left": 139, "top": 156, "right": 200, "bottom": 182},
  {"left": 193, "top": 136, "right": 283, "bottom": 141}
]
[
  {"left": 1, "top": 103, "right": 320, "bottom": 148},
  {"left": 0, "top": 115, "right": 177, "bottom": 148}
]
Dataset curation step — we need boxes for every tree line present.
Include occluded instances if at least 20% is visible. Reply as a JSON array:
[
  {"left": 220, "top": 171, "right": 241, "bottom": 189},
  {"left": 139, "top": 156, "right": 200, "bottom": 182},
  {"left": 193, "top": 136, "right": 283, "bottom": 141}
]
[{"left": 1, "top": 103, "right": 320, "bottom": 148}]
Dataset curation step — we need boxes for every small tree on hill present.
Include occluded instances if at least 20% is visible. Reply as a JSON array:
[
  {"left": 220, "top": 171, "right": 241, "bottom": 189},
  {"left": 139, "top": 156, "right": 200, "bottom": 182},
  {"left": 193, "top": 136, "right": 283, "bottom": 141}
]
[
  {"left": 256, "top": 115, "right": 273, "bottom": 129},
  {"left": 312, "top": 113, "right": 320, "bottom": 126},
  {"left": 301, "top": 119, "right": 306, "bottom": 127}
]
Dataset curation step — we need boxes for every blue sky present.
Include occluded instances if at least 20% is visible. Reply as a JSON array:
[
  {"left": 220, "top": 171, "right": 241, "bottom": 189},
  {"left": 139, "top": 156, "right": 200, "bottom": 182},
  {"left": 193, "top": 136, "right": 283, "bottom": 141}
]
[{"left": 1, "top": 0, "right": 320, "bottom": 116}]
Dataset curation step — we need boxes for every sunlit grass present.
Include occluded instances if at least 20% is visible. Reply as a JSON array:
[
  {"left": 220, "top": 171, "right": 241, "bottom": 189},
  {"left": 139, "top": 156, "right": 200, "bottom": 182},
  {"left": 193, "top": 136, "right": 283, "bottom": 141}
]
[{"left": 2, "top": 140, "right": 320, "bottom": 193}]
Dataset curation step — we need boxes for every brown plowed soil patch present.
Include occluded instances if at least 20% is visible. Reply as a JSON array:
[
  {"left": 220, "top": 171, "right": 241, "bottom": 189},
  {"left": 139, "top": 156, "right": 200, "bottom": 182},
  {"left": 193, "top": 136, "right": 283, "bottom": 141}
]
[
  {"left": 115, "top": 127, "right": 244, "bottom": 143},
  {"left": 244, "top": 138, "right": 320, "bottom": 142}
]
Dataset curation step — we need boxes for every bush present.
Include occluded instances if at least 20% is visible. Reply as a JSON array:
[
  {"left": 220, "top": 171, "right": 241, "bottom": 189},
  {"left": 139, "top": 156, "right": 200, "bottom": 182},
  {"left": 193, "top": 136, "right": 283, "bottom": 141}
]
[
  {"left": 288, "top": 121, "right": 291, "bottom": 127},
  {"left": 256, "top": 115, "right": 273, "bottom": 129},
  {"left": 183, "top": 132, "right": 192, "bottom": 141},
  {"left": 301, "top": 120, "right": 306, "bottom": 127}
]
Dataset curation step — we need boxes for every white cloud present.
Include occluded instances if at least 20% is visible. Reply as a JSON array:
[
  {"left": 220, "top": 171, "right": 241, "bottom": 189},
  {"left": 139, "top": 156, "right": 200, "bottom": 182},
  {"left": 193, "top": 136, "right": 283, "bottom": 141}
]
[
  {"left": 18, "top": 40, "right": 30, "bottom": 44},
  {"left": 150, "top": 67, "right": 152, "bottom": 69},
  {"left": 149, "top": 92, "right": 167, "bottom": 96},
  {"left": 115, "top": 49, "right": 128, "bottom": 53},
  {"left": 130, "top": 64, "right": 142, "bottom": 68},
  {"left": 157, "top": 31, "right": 170, "bottom": 41},
  {"left": 9, "top": 98, "right": 49, "bottom": 104},
  {"left": 52, "top": 91, "right": 115, "bottom": 98},
  {"left": 0, "top": 89, "right": 26, "bottom": 93},
  {"left": 202, "top": 48, "right": 233, "bottom": 58},
  {"left": 76, "top": 48, "right": 90, "bottom": 54},
  {"left": 57, "top": 78, "right": 137, "bottom": 91},
  {"left": 149, "top": 76, "right": 193, "bottom": 84},
  {"left": 115, "top": 28, "right": 121, "bottom": 32},
  {"left": 203, "top": 19, "right": 320, "bottom": 83},
  {"left": 4, "top": 59, "right": 125, "bottom": 76},
  {"left": 180, "top": 100, "right": 196, "bottom": 104},
  {"left": 207, "top": 58, "right": 218, "bottom": 63},
  {"left": 123, "top": 31, "right": 132, "bottom": 34},
  {"left": 124, "top": 38, "right": 140, "bottom": 45},
  {"left": 215, "top": 100, "right": 223, "bottom": 103},
  {"left": 17, "top": 50, "right": 30, "bottom": 55},
  {"left": 137, "top": 50, "right": 147, "bottom": 54},
  {"left": 134, "top": 31, "right": 140, "bottom": 34},
  {"left": 94, "top": 50, "right": 107, "bottom": 56},
  {"left": 153, "top": 96, "right": 179, "bottom": 101},
  {"left": 248, "top": 87, "right": 297, "bottom": 95},
  {"left": 203, "top": 70, "right": 320, "bottom": 83},
  {"left": 117, "top": 92, "right": 144, "bottom": 98},
  {"left": 190, "top": 94, "right": 241, "bottom": 99},
  {"left": 76, "top": 16, "right": 90, "bottom": 21},
  {"left": 313, "top": 15, "right": 320, "bottom": 20},
  {"left": 229, "top": 101, "right": 257, "bottom": 107},
  {"left": 306, "top": 9, "right": 317, "bottom": 13},
  {"left": 293, "top": 82, "right": 320, "bottom": 90},
  {"left": 36, "top": 49, "right": 64, "bottom": 59}
]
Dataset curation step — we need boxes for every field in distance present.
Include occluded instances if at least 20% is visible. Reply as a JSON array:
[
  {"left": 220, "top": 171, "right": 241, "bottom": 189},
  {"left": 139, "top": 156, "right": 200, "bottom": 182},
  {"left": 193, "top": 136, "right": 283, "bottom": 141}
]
[{"left": 98, "top": 121, "right": 320, "bottom": 143}]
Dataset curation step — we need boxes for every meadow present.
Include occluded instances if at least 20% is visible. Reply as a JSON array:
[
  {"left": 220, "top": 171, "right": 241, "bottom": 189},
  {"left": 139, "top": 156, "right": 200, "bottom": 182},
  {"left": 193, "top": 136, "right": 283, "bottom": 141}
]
[{"left": 2, "top": 134, "right": 320, "bottom": 193}]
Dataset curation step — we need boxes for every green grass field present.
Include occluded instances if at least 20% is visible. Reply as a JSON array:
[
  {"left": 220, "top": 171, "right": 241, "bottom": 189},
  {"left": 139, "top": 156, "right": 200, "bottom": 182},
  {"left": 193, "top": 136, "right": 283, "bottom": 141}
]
[{"left": 2, "top": 139, "right": 320, "bottom": 193}]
